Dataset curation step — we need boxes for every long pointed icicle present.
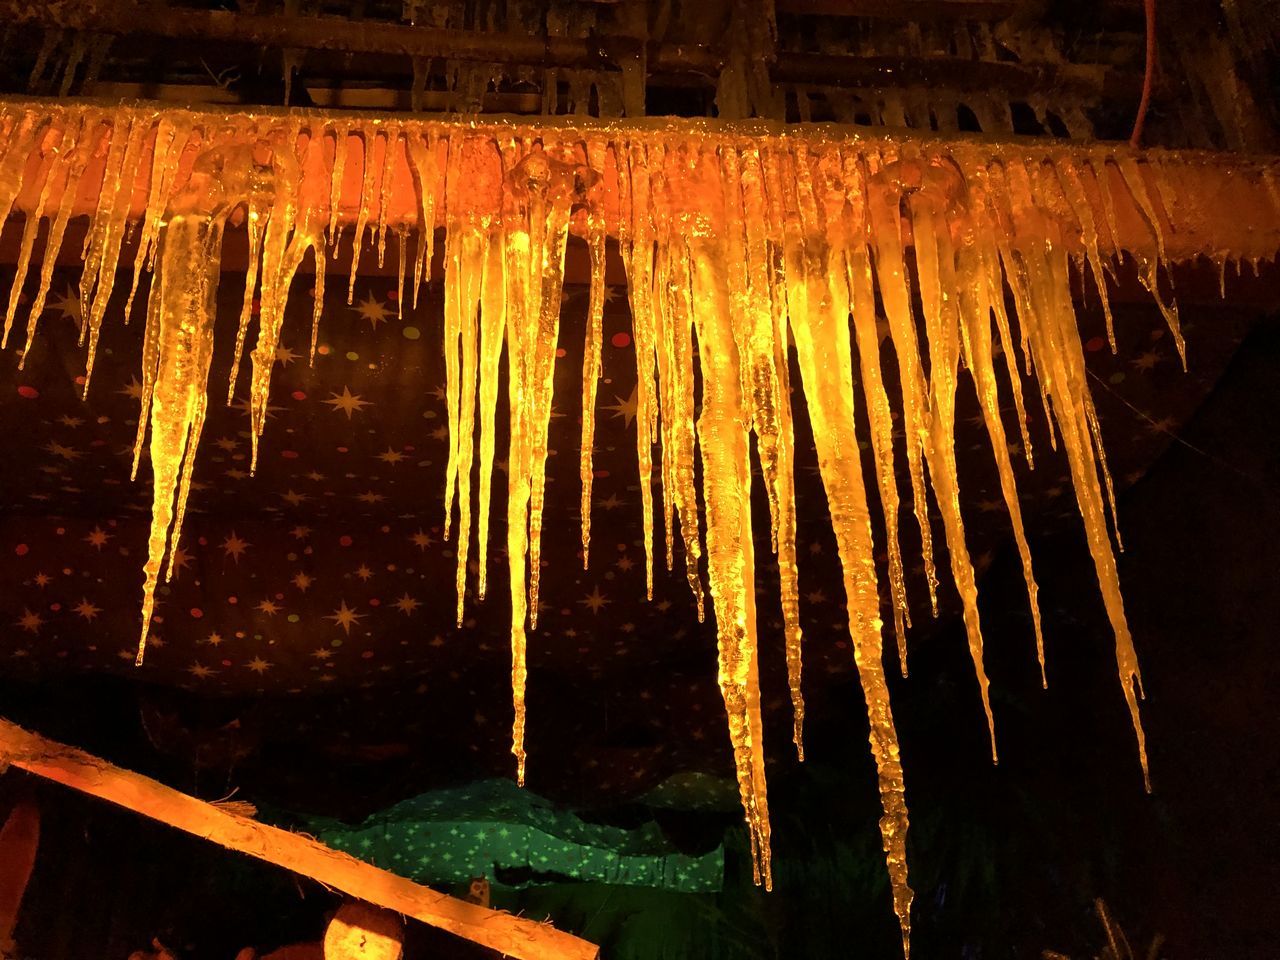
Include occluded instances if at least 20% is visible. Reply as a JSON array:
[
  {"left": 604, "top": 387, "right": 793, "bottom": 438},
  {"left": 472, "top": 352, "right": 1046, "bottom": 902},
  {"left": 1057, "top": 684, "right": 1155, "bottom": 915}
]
[
  {"left": 960, "top": 166, "right": 1046, "bottom": 685},
  {"left": 732, "top": 143, "right": 804, "bottom": 756},
  {"left": 864, "top": 150, "right": 941, "bottom": 616},
  {"left": 686, "top": 188, "right": 772, "bottom": 893},
  {"left": 476, "top": 230, "right": 506, "bottom": 602},
  {"left": 905, "top": 161, "right": 998, "bottom": 761},
  {"left": 625, "top": 141, "right": 659, "bottom": 601},
  {"left": 3, "top": 120, "right": 67, "bottom": 349},
  {"left": 781, "top": 142, "right": 913, "bottom": 959},
  {"left": 579, "top": 138, "right": 608, "bottom": 569},
  {"left": 837, "top": 146, "right": 912, "bottom": 672},
  {"left": 135, "top": 209, "right": 225, "bottom": 663}
]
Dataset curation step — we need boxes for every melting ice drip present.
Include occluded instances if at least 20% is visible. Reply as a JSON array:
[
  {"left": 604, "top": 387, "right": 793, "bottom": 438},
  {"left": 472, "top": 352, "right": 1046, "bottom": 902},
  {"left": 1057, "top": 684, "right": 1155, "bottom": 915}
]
[{"left": 2, "top": 101, "right": 1279, "bottom": 958}]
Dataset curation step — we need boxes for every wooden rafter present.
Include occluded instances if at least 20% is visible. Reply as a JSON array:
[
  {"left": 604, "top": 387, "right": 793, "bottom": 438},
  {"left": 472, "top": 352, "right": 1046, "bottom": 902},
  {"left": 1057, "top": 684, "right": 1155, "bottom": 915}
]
[{"left": 0, "top": 718, "right": 599, "bottom": 960}]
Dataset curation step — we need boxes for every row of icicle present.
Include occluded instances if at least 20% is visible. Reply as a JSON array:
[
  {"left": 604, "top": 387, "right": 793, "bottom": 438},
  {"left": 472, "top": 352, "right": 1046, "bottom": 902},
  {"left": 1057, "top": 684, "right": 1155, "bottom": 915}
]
[{"left": 3, "top": 102, "right": 1280, "bottom": 959}]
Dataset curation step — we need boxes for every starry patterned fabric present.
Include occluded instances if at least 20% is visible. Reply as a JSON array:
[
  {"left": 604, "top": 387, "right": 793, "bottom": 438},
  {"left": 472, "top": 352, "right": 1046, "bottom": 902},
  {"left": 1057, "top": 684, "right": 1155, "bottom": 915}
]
[
  {"left": 0, "top": 261, "right": 1256, "bottom": 808},
  {"left": 303, "top": 778, "right": 724, "bottom": 892}
]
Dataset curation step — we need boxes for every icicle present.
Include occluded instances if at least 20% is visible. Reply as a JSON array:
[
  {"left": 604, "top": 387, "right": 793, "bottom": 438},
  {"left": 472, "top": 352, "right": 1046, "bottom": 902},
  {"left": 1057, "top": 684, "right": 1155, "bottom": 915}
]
[
  {"left": 837, "top": 146, "right": 912, "bottom": 670},
  {"left": 624, "top": 140, "right": 659, "bottom": 601},
  {"left": 376, "top": 124, "right": 400, "bottom": 270},
  {"left": 1116, "top": 155, "right": 1185, "bottom": 367},
  {"left": 228, "top": 186, "right": 265, "bottom": 404},
  {"left": 960, "top": 166, "right": 1046, "bottom": 685},
  {"left": 3, "top": 120, "right": 67, "bottom": 349},
  {"left": 476, "top": 230, "right": 505, "bottom": 601},
  {"left": 645, "top": 144, "right": 705, "bottom": 619},
  {"left": 405, "top": 130, "right": 441, "bottom": 308},
  {"left": 1056, "top": 156, "right": 1117, "bottom": 352},
  {"left": 687, "top": 185, "right": 773, "bottom": 893},
  {"left": 327, "top": 122, "right": 349, "bottom": 254},
  {"left": 782, "top": 145, "right": 913, "bottom": 957},
  {"left": 248, "top": 122, "right": 319, "bottom": 475},
  {"left": 444, "top": 222, "right": 484, "bottom": 623},
  {"left": 503, "top": 141, "right": 576, "bottom": 782},
  {"left": 579, "top": 138, "right": 608, "bottom": 569},
  {"left": 135, "top": 205, "right": 226, "bottom": 663},
  {"left": 346, "top": 124, "right": 378, "bottom": 303},
  {"left": 734, "top": 143, "right": 804, "bottom": 753},
  {"left": 24, "top": 112, "right": 103, "bottom": 356},
  {"left": 905, "top": 159, "right": 997, "bottom": 761},
  {"left": 124, "top": 115, "right": 192, "bottom": 322},
  {"left": 864, "top": 150, "right": 941, "bottom": 615},
  {"left": 79, "top": 108, "right": 150, "bottom": 394}
]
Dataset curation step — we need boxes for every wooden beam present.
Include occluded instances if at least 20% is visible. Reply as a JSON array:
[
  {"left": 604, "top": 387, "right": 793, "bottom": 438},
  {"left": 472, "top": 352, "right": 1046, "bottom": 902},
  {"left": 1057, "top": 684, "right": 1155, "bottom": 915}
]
[{"left": 0, "top": 718, "right": 599, "bottom": 960}]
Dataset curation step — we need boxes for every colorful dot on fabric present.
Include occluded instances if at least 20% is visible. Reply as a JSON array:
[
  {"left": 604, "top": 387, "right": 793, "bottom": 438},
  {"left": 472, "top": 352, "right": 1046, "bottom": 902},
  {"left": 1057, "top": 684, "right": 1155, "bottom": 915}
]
[
  {"left": 339, "top": 535, "right": 353, "bottom": 547},
  {"left": 346, "top": 351, "right": 359, "bottom": 361},
  {"left": 292, "top": 390, "right": 307, "bottom": 400},
  {"left": 402, "top": 326, "right": 421, "bottom": 340},
  {"left": 190, "top": 608, "right": 203, "bottom": 618},
  {"left": 17, "top": 385, "right": 38, "bottom": 398},
  {"left": 611, "top": 332, "right": 631, "bottom": 348},
  {"left": 1084, "top": 336, "right": 1106, "bottom": 352},
  {"left": 14, "top": 544, "right": 28, "bottom": 556}
]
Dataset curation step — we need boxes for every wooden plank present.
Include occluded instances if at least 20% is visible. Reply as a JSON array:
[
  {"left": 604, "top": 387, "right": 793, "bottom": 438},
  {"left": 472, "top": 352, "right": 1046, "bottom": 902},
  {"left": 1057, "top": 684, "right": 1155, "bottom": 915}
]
[{"left": 0, "top": 718, "right": 599, "bottom": 960}]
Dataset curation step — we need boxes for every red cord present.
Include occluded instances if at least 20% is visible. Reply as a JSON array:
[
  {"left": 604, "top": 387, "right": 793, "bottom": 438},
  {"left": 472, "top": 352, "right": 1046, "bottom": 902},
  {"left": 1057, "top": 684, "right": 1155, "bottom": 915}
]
[{"left": 1129, "top": 0, "right": 1157, "bottom": 148}]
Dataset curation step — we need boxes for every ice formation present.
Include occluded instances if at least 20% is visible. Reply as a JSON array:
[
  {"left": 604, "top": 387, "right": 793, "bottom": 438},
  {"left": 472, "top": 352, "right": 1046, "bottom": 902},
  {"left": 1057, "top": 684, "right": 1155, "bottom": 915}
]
[{"left": 3, "top": 100, "right": 1279, "bottom": 956}]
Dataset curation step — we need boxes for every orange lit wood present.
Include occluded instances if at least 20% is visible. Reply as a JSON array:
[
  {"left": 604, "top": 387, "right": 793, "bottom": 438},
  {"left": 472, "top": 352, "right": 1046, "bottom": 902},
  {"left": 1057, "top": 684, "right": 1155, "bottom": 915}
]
[
  {"left": 0, "top": 718, "right": 599, "bottom": 960},
  {"left": 3, "top": 102, "right": 1278, "bottom": 264}
]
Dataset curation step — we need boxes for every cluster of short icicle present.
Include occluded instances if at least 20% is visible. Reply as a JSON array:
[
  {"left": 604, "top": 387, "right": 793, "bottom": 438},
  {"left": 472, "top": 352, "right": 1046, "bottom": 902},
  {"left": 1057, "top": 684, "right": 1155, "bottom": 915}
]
[{"left": 3, "top": 101, "right": 1279, "bottom": 959}]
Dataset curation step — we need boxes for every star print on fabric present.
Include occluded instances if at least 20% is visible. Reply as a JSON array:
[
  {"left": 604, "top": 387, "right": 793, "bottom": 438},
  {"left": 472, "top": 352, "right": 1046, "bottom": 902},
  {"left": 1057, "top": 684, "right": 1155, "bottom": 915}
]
[
  {"left": 84, "top": 526, "right": 112, "bottom": 550},
  {"left": 280, "top": 490, "right": 310, "bottom": 506},
  {"left": 257, "top": 599, "right": 281, "bottom": 616},
  {"left": 56, "top": 415, "right": 83, "bottom": 428},
  {"left": 325, "top": 386, "right": 373, "bottom": 419},
  {"left": 45, "top": 440, "right": 81, "bottom": 460},
  {"left": 232, "top": 397, "right": 283, "bottom": 421},
  {"left": 355, "top": 491, "right": 385, "bottom": 505},
  {"left": 327, "top": 600, "right": 364, "bottom": 635},
  {"left": 292, "top": 572, "right": 314, "bottom": 592},
  {"left": 221, "top": 531, "right": 251, "bottom": 562},
  {"left": 409, "top": 530, "right": 435, "bottom": 551},
  {"left": 246, "top": 656, "right": 272, "bottom": 675},
  {"left": 188, "top": 663, "right": 216, "bottom": 679},
  {"left": 49, "top": 288, "right": 83, "bottom": 327},
  {"left": 33, "top": 573, "right": 51, "bottom": 588},
  {"left": 377, "top": 448, "right": 406, "bottom": 465},
  {"left": 290, "top": 526, "right": 312, "bottom": 540},
  {"left": 168, "top": 546, "right": 193, "bottom": 579},
  {"left": 602, "top": 387, "right": 638, "bottom": 428},
  {"left": 72, "top": 598, "right": 102, "bottom": 621},
  {"left": 118, "top": 376, "right": 145, "bottom": 399},
  {"left": 579, "top": 585, "right": 610, "bottom": 615},
  {"left": 15, "top": 608, "right": 43, "bottom": 633},
  {"left": 393, "top": 593, "right": 420, "bottom": 615},
  {"left": 351, "top": 292, "right": 392, "bottom": 330},
  {"left": 202, "top": 632, "right": 225, "bottom": 647},
  {"left": 354, "top": 564, "right": 374, "bottom": 582},
  {"left": 274, "top": 344, "right": 300, "bottom": 367}
]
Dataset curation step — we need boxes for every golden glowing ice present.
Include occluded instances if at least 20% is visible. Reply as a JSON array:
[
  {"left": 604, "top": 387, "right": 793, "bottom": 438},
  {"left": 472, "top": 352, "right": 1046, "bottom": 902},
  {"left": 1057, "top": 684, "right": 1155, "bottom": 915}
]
[{"left": 1, "top": 101, "right": 1275, "bottom": 957}]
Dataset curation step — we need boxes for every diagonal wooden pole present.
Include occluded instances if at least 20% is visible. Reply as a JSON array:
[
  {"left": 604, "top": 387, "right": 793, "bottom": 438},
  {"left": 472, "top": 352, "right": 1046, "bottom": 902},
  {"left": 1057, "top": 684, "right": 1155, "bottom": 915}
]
[{"left": 0, "top": 718, "right": 598, "bottom": 960}]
